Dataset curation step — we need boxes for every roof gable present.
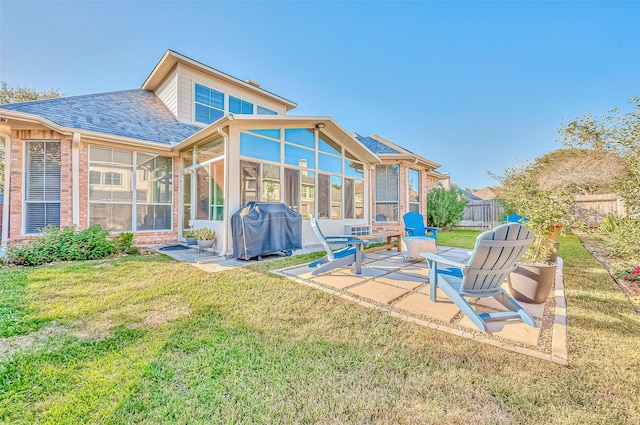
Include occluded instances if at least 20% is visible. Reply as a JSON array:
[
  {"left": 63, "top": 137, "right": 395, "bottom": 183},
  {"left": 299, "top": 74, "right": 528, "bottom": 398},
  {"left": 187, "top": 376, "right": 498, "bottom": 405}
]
[{"left": 0, "top": 90, "right": 201, "bottom": 145}]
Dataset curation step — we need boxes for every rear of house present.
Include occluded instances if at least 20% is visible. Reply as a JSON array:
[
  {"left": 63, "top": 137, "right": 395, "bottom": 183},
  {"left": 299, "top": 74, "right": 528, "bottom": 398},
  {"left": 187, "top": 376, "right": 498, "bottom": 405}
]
[{"left": 0, "top": 49, "right": 447, "bottom": 255}]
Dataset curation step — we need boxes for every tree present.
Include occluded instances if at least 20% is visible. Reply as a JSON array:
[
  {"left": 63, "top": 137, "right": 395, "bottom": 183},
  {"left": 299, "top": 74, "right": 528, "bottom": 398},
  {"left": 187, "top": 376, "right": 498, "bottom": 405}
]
[
  {"left": 0, "top": 82, "right": 67, "bottom": 191},
  {"left": 0, "top": 81, "right": 67, "bottom": 105},
  {"left": 532, "top": 148, "right": 626, "bottom": 195},
  {"left": 426, "top": 188, "right": 468, "bottom": 229},
  {"left": 558, "top": 97, "right": 640, "bottom": 216}
]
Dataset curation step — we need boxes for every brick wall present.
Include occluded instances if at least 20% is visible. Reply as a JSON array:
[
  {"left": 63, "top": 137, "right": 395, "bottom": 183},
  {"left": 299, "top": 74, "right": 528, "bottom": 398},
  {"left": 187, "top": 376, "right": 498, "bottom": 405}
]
[
  {"left": 6, "top": 130, "right": 179, "bottom": 246},
  {"left": 371, "top": 160, "right": 440, "bottom": 235}
]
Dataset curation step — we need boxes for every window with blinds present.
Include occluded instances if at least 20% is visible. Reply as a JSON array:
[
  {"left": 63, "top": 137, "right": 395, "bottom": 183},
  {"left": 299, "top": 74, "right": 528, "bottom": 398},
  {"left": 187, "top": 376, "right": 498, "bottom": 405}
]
[
  {"left": 25, "top": 141, "right": 61, "bottom": 233},
  {"left": 375, "top": 164, "right": 399, "bottom": 222}
]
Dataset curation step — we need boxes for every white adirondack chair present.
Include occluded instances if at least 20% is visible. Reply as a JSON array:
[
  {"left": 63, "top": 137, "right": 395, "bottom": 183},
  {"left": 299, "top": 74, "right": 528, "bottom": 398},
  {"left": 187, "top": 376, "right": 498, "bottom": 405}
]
[
  {"left": 308, "top": 215, "right": 367, "bottom": 275},
  {"left": 421, "top": 223, "right": 535, "bottom": 332}
]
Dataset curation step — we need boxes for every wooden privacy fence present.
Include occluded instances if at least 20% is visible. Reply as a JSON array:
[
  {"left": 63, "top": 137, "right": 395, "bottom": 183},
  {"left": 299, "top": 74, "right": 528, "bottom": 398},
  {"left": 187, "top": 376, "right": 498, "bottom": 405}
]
[
  {"left": 455, "top": 200, "right": 504, "bottom": 230},
  {"left": 570, "top": 194, "right": 625, "bottom": 227},
  {"left": 454, "top": 194, "right": 624, "bottom": 230}
]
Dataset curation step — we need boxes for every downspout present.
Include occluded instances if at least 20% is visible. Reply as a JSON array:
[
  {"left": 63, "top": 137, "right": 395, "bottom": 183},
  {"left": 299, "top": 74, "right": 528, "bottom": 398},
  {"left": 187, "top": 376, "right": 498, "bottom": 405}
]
[
  {"left": 0, "top": 132, "right": 10, "bottom": 247},
  {"left": 72, "top": 133, "right": 80, "bottom": 227},
  {"left": 215, "top": 127, "right": 230, "bottom": 257}
]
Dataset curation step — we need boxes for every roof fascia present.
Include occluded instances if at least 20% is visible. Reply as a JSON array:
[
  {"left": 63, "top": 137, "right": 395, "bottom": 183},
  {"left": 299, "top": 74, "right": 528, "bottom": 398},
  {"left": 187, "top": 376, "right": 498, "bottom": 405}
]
[
  {"left": 377, "top": 153, "right": 441, "bottom": 170},
  {"left": 142, "top": 50, "right": 297, "bottom": 111}
]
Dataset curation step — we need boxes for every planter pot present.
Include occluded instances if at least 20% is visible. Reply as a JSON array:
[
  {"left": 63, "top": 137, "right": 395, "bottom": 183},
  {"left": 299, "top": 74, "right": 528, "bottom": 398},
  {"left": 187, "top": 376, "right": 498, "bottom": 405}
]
[
  {"left": 197, "top": 239, "right": 215, "bottom": 250},
  {"left": 507, "top": 262, "right": 557, "bottom": 304},
  {"left": 185, "top": 237, "right": 197, "bottom": 246}
]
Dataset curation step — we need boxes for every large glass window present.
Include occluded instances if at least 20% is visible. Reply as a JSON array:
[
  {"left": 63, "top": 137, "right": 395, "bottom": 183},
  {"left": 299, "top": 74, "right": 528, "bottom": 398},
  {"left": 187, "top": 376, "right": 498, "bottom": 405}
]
[
  {"left": 181, "top": 150, "right": 193, "bottom": 232},
  {"left": 344, "top": 178, "right": 364, "bottom": 220},
  {"left": 408, "top": 168, "right": 421, "bottom": 213},
  {"left": 375, "top": 164, "right": 399, "bottom": 222},
  {"left": 331, "top": 176, "right": 342, "bottom": 220},
  {"left": 24, "top": 141, "right": 61, "bottom": 233},
  {"left": 89, "top": 146, "right": 172, "bottom": 231},
  {"left": 239, "top": 128, "right": 365, "bottom": 221},
  {"left": 318, "top": 174, "right": 330, "bottom": 219},
  {"left": 229, "top": 96, "right": 254, "bottom": 114},
  {"left": 301, "top": 171, "right": 315, "bottom": 220},
  {"left": 136, "top": 154, "right": 173, "bottom": 230},
  {"left": 240, "top": 133, "right": 280, "bottom": 163},
  {"left": 262, "top": 164, "right": 281, "bottom": 202},
  {"left": 284, "top": 168, "right": 300, "bottom": 212},
  {"left": 257, "top": 106, "right": 277, "bottom": 115},
  {"left": 195, "top": 84, "right": 224, "bottom": 125}
]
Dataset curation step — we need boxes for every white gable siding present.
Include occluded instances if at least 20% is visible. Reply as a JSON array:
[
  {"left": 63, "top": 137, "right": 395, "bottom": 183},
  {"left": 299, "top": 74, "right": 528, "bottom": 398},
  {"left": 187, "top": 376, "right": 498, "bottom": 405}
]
[
  {"left": 174, "top": 64, "right": 287, "bottom": 126},
  {"left": 155, "top": 68, "right": 179, "bottom": 117}
]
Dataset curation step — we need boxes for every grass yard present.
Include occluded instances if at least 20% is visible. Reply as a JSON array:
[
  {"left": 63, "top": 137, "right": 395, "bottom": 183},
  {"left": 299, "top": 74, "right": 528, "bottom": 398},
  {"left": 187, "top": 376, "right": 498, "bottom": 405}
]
[{"left": 1, "top": 233, "right": 639, "bottom": 424}]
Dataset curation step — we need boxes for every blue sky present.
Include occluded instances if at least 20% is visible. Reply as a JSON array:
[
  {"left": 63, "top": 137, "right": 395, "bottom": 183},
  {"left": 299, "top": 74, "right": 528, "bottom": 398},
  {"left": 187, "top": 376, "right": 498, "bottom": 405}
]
[{"left": 1, "top": 1, "right": 638, "bottom": 190}]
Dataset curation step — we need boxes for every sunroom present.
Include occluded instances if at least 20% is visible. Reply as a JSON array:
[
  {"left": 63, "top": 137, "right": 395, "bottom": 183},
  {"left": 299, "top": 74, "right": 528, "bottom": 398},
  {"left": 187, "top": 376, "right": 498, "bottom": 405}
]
[{"left": 176, "top": 115, "right": 380, "bottom": 256}]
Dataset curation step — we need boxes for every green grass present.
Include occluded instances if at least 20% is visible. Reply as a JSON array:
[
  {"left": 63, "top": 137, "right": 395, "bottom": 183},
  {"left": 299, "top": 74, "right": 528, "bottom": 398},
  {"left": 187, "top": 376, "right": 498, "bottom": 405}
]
[
  {"left": 1, "top": 233, "right": 639, "bottom": 424},
  {"left": 437, "top": 229, "right": 481, "bottom": 249}
]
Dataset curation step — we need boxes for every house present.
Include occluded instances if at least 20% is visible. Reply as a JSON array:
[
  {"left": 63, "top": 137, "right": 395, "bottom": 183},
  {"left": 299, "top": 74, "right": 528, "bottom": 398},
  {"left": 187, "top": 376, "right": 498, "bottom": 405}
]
[
  {"left": 0, "top": 49, "right": 446, "bottom": 254},
  {"left": 473, "top": 187, "right": 498, "bottom": 200}
]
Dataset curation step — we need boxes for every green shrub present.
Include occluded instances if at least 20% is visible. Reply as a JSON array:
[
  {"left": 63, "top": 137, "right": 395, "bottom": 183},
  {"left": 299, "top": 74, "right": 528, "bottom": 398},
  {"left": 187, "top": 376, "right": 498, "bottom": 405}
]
[
  {"left": 115, "top": 232, "right": 139, "bottom": 255},
  {"left": 5, "top": 225, "right": 117, "bottom": 266},
  {"left": 426, "top": 188, "right": 468, "bottom": 229},
  {"left": 598, "top": 217, "right": 640, "bottom": 260},
  {"left": 192, "top": 227, "right": 217, "bottom": 240}
]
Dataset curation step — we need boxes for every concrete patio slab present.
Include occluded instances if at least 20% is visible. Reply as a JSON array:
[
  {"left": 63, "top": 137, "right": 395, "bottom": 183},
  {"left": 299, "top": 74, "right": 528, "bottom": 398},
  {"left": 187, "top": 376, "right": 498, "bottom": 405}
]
[
  {"left": 348, "top": 282, "right": 409, "bottom": 304},
  {"left": 270, "top": 248, "right": 569, "bottom": 364},
  {"left": 374, "top": 272, "right": 424, "bottom": 290},
  {"left": 458, "top": 307, "right": 543, "bottom": 347},
  {"left": 394, "top": 293, "right": 460, "bottom": 323},
  {"left": 312, "top": 275, "right": 366, "bottom": 289}
]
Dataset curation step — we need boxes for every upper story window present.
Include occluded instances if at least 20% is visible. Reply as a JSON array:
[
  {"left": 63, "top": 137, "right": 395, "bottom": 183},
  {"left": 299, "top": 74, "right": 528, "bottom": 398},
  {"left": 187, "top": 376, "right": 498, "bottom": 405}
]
[
  {"left": 257, "top": 106, "right": 277, "bottom": 115},
  {"left": 195, "top": 83, "right": 224, "bottom": 124},
  {"left": 229, "top": 96, "right": 254, "bottom": 114},
  {"left": 408, "top": 168, "right": 421, "bottom": 213}
]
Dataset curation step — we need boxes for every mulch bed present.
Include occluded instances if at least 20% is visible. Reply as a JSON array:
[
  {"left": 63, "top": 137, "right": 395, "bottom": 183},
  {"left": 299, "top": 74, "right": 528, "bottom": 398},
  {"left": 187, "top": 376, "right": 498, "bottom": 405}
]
[{"left": 580, "top": 236, "right": 640, "bottom": 314}]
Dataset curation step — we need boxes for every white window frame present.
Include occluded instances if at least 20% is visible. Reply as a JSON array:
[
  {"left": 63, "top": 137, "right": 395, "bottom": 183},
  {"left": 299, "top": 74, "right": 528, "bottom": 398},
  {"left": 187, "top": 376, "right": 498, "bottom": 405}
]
[{"left": 22, "top": 140, "right": 61, "bottom": 235}]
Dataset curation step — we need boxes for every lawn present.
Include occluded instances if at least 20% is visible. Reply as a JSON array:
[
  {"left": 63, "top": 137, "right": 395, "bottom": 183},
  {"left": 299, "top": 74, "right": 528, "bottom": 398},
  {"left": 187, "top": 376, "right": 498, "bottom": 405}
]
[{"left": 1, "top": 233, "right": 639, "bottom": 424}]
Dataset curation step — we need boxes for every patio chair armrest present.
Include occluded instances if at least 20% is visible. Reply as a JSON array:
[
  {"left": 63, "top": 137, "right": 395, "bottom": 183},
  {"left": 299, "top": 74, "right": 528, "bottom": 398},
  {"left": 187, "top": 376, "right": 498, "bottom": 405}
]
[
  {"left": 420, "top": 252, "right": 466, "bottom": 269},
  {"left": 325, "top": 236, "right": 366, "bottom": 245}
]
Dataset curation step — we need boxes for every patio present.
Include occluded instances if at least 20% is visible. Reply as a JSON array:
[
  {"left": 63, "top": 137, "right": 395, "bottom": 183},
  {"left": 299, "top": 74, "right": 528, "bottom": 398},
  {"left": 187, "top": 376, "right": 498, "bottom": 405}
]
[
  {"left": 273, "top": 246, "right": 569, "bottom": 365},
  {"left": 152, "top": 242, "right": 569, "bottom": 364}
]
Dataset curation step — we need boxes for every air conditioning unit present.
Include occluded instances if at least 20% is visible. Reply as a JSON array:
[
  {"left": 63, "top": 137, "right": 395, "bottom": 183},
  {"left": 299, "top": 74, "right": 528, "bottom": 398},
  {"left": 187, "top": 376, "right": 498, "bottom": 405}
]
[{"left": 345, "top": 225, "right": 370, "bottom": 236}]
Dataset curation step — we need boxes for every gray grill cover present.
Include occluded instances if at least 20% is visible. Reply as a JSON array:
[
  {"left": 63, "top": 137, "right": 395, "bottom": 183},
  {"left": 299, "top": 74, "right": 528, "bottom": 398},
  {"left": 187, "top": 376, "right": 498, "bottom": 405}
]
[{"left": 231, "top": 202, "right": 302, "bottom": 260}]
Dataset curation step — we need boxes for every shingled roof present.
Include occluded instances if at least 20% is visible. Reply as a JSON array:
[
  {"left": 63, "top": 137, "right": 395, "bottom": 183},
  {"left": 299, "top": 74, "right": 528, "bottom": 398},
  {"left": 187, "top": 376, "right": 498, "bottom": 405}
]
[
  {"left": 353, "top": 134, "right": 401, "bottom": 154},
  {"left": 0, "top": 89, "right": 202, "bottom": 146}
]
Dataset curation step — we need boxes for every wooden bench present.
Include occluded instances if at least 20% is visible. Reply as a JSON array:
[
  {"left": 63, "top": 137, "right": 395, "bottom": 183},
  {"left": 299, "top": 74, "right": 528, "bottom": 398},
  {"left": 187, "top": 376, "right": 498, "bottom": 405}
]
[{"left": 355, "top": 232, "right": 403, "bottom": 253}]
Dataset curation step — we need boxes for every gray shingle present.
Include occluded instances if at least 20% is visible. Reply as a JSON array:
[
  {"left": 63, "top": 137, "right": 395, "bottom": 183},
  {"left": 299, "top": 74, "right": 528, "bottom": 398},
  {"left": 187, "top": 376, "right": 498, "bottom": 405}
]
[
  {"left": 354, "top": 134, "right": 401, "bottom": 154},
  {"left": 0, "top": 89, "right": 202, "bottom": 146}
]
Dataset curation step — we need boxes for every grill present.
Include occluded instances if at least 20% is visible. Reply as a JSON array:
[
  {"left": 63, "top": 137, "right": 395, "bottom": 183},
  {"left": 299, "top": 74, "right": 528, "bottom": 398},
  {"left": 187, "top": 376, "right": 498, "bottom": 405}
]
[{"left": 231, "top": 202, "right": 302, "bottom": 261}]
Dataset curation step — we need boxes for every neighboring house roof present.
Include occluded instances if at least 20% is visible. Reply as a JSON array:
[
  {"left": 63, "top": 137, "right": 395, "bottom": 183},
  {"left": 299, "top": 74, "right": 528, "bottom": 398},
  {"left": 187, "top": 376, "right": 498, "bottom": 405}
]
[
  {"left": 0, "top": 89, "right": 202, "bottom": 146},
  {"left": 473, "top": 187, "right": 498, "bottom": 200},
  {"left": 142, "top": 49, "right": 297, "bottom": 111},
  {"left": 352, "top": 133, "right": 441, "bottom": 170},
  {"left": 458, "top": 188, "right": 483, "bottom": 201}
]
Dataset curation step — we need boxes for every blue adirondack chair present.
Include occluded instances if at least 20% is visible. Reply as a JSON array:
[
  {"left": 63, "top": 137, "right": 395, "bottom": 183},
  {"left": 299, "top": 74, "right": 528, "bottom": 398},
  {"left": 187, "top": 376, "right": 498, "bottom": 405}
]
[
  {"left": 308, "top": 215, "right": 367, "bottom": 275},
  {"left": 402, "top": 212, "right": 439, "bottom": 239},
  {"left": 503, "top": 213, "right": 529, "bottom": 224},
  {"left": 421, "top": 223, "right": 535, "bottom": 332}
]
